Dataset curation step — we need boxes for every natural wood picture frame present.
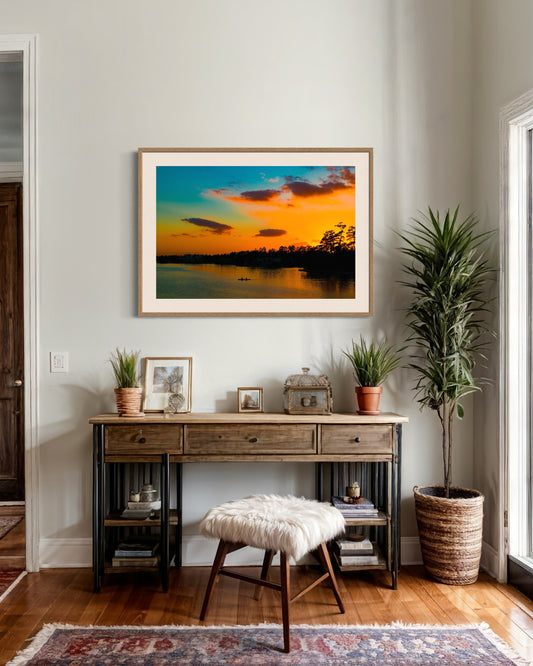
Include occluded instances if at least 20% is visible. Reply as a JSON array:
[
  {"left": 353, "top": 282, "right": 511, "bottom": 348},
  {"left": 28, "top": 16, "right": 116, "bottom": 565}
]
[
  {"left": 237, "top": 387, "right": 263, "bottom": 413},
  {"left": 138, "top": 148, "right": 373, "bottom": 316},
  {"left": 143, "top": 357, "right": 192, "bottom": 413}
]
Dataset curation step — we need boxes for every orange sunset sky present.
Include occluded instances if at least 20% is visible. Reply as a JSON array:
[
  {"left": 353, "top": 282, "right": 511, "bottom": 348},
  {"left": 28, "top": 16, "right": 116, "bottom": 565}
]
[{"left": 156, "top": 165, "right": 356, "bottom": 256}]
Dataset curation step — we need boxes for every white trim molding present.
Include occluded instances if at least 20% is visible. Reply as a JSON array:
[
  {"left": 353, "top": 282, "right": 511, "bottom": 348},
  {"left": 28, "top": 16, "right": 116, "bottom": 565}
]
[
  {"left": 39, "top": 539, "right": 92, "bottom": 569},
  {"left": 499, "top": 87, "right": 533, "bottom": 582},
  {"left": 400, "top": 536, "right": 422, "bottom": 566},
  {"left": 0, "top": 34, "right": 39, "bottom": 572},
  {"left": 480, "top": 540, "right": 499, "bottom": 580},
  {"left": 39, "top": 535, "right": 424, "bottom": 569}
]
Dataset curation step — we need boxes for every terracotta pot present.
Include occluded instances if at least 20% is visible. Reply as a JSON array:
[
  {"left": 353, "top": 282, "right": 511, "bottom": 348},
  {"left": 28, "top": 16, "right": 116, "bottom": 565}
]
[
  {"left": 355, "top": 386, "right": 382, "bottom": 415},
  {"left": 114, "top": 387, "right": 143, "bottom": 417},
  {"left": 414, "top": 485, "right": 484, "bottom": 585}
]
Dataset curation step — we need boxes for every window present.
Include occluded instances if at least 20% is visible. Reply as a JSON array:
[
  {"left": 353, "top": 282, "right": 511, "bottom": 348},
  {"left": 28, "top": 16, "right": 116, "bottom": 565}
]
[{"left": 501, "top": 90, "right": 533, "bottom": 597}]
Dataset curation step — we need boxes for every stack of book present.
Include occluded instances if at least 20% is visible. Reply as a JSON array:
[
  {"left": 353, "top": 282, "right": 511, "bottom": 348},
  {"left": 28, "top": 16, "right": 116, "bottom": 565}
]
[
  {"left": 111, "top": 539, "right": 160, "bottom": 567},
  {"left": 332, "top": 536, "right": 379, "bottom": 567},
  {"left": 331, "top": 495, "right": 379, "bottom": 518},
  {"left": 120, "top": 499, "right": 161, "bottom": 520}
]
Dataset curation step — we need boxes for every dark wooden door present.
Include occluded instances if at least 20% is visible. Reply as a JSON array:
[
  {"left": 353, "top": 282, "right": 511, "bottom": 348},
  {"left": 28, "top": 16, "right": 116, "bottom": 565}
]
[{"left": 0, "top": 183, "right": 24, "bottom": 500}]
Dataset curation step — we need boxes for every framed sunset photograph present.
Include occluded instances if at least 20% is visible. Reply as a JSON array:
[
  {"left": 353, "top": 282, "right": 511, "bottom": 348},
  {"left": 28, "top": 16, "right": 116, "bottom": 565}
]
[{"left": 138, "top": 148, "right": 372, "bottom": 316}]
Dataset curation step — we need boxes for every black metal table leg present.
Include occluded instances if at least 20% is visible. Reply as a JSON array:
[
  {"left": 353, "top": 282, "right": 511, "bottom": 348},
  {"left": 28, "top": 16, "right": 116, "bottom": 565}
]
[
  {"left": 92, "top": 425, "right": 99, "bottom": 592},
  {"left": 396, "top": 424, "right": 402, "bottom": 573},
  {"left": 316, "top": 461, "right": 324, "bottom": 501},
  {"left": 175, "top": 462, "right": 183, "bottom": 568},
  {"left": 390, "top": 459, "right": 396, "bottom": 589},
  {"left": 160, "top": 453, "right": 170, "bottom": 592},
  {"left": 93, "top": 424, "right": 105, "bottom": 592}
]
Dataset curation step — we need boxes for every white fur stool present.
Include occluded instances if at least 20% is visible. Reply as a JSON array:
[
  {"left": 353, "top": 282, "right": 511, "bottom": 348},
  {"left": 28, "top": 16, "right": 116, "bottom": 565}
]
[{"left": 199, "top": 494, "right": 346, "bottom": 653}]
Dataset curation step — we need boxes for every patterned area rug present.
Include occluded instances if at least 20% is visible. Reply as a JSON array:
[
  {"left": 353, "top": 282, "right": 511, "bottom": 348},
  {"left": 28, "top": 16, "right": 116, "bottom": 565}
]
[
  {"left": 0, "top": 569, "right": 26, "bottom": 604},
  {"left": 0, "top": 515, "right": 23, "bottom": 540},
  {"left": 7, "top": 622, "right": 526, "bottom": 665}
]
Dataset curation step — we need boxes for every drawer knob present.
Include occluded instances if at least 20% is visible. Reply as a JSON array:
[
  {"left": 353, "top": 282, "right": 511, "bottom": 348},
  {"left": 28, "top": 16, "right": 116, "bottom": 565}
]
[
  {"left": 139, "top": 437, "right": 146, "bottom": 443},
  {"left": 354, "top": 437, "right": 361, "bottom": 443},
  {"left": 249, "top": 437, "right": 258, "bottom": 443}
]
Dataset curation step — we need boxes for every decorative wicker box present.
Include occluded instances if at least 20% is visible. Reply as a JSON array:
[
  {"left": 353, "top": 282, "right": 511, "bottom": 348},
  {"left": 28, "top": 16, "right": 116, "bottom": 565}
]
[{"left": 283, "top": 367, "right": 333, "bottom": 415}]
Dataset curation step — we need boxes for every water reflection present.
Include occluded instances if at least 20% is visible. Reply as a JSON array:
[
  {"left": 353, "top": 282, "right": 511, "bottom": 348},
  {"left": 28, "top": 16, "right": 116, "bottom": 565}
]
[{"left": 157, "top": 263, "right": 355, "bottom": 299}]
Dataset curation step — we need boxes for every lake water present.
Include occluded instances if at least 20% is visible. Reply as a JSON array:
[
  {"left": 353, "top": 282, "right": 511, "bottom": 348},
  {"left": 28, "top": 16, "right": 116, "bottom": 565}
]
[{"left": 156, "top": 263, "right": 355, "bottom": 299}]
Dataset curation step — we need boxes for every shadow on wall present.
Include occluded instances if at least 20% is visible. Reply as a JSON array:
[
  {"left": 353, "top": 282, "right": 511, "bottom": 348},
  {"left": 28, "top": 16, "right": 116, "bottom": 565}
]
[{"left": 39, "top": 382, "right": 110, "bottom": 539}]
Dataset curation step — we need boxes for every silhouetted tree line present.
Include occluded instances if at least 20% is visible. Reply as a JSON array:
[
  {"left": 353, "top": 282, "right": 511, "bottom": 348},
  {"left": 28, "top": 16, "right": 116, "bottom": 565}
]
[{"left": 158, "top": 224, "right": 355, "bottom": 275}]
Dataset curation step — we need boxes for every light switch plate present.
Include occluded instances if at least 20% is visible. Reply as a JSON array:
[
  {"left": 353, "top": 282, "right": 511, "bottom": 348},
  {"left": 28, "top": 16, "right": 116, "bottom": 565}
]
[{"left": 50, "top": 351, "right": 68, "bottom": 373}]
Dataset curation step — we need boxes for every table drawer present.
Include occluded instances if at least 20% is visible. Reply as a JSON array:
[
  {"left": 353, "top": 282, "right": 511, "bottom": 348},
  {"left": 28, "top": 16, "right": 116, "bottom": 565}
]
[
  {"left": 321, "top": 425, "right": 392, "bottom": 454},
  {"left": 184, "top": 424, "right": 316, "bottom": 455},
  {"left": 105, "top": 425, "right": 183, "bottom": 454}
]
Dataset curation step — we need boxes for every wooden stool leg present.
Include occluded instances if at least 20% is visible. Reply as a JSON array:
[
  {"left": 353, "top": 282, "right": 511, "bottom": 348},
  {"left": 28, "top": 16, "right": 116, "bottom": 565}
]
[
  {"left": 254, "top": 549, "right": 275, "bottom": 601},
  {"left": 200, "top": 539, "right": 229, "bottom": 620},
  {"left": 316, "top": 542, "right": 345, "bottom": 613},
  {"left": 280, "top": 552, "right": 291, "bottom": 653}
]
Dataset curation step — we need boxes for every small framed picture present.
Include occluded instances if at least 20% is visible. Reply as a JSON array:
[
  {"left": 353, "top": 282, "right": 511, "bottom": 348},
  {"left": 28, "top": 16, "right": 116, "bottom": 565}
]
[
  {"left": 238, "top": 387, "right": 263, "bottom": 413},
  {"left": 143, "top": 357, "right": 192, "bottom": 412}
]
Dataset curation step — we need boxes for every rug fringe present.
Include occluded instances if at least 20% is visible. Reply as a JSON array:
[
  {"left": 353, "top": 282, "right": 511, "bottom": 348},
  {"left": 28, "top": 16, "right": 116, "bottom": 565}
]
[
  {"left": 7, "top": 620, "right": 527, "bottom": 666},
  {"left": 7, "top": 622, "right": 58, "bottom": 666},
  {"left": 477, "top": 622, "right": 530, "bottom": 665},
  {"left": 0, "top": 570, "right": 26, "bottom": 605},
  {"left": 7, "top": 619, "right": 518, "bottom": 631}
]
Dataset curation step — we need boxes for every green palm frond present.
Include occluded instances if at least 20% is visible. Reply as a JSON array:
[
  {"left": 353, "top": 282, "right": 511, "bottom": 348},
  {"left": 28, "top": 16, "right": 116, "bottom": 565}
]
[{"left": 398, "top": 206, "right": 495, "bottom": 495}]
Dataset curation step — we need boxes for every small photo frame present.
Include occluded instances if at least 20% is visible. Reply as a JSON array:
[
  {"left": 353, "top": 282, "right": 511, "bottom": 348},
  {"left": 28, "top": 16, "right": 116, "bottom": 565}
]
[
  {"left": 238, "top": 387, "right": 263, "bottom": 413},
  {"left": 143, "top": 357, "right": 192, "bottom": 412}
]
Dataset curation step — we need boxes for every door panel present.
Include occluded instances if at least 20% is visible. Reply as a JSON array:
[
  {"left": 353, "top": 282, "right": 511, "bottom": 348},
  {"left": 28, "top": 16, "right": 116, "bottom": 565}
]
[{"left": 0, "top": 183, "right": 24, "bottom": 500}]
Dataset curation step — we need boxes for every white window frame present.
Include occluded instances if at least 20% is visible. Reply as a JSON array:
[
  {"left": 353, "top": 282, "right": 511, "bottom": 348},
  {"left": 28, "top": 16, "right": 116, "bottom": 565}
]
[{"left": 500, "top": 88, "right": 533, "bottom": 580}]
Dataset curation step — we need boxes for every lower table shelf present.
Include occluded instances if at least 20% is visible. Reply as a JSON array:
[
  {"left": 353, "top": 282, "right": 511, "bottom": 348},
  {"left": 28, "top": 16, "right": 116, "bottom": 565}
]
[
  {"left": 104, "top": 509, "right": 180, "bottom": 527},
  {"left": 332, "top": 542, "right": 387, "bottom": 572},
  {"left": 105, "top": 561, "right": 160, "bottom": 574}
]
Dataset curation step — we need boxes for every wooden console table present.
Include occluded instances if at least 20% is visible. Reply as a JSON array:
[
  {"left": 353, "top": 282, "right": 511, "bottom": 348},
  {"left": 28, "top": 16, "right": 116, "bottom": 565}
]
[{"left": 90, "top": 412, "right": 407, "bottom": 593}]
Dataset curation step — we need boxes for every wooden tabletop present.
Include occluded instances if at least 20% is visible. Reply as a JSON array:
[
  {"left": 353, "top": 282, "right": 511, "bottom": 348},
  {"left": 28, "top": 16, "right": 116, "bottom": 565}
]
[{"left": 89, "top": 412, "right": 408, "bottom": 425}]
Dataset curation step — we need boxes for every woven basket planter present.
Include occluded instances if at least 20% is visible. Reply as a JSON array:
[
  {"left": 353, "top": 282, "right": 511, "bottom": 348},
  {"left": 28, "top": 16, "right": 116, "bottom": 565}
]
[
  {"left": 114, "top": 387, "right": 143, "bottom": 417},
  {"left": 414, "top": 485, "right": 484, "bottom": 585}
]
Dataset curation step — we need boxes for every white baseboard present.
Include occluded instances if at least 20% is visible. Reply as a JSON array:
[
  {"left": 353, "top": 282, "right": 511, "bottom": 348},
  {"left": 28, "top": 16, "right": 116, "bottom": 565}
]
[
  {"left": 400, "top": 536, "right": 422, "bottom": 565},
  {"left": 480, "top": 540, "right": 501, "bottom": 580},
  {"left": 39, "top": 538, "right": 93, "bottom": 568},
  {"left": 40, "top": 536, "right": 499, "bottom": 584},
  {"left": 39, "top": 535, "right": 423, "bottom": 568}
]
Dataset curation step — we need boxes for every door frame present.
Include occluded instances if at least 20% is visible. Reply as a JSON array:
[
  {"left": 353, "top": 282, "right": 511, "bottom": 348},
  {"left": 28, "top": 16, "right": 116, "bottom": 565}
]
[
  {"left": 499, "top": 87, "right": 533, "bottom": 584},
  {"left": 0, "top": 34, "right": 39, "bottom": 571}
]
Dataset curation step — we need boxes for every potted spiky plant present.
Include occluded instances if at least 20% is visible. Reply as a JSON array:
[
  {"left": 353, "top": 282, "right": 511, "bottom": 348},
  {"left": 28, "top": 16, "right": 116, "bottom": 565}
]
[
  {"left": 110, "top": 348, "right": 143, "bottom": 417},
  {"left": 343, "top": 336, "right": 402, "bottom": 414},
  {"left": 399, "top": 206, "right": 493, "bottom": 585}
]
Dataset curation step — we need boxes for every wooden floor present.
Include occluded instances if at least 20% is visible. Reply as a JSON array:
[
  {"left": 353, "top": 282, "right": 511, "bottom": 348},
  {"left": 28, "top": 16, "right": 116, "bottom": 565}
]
[
  {"left": 0, "top": 505, "right": 25, "bottom": 571},
  {"left": 0, "top": 512, "right": 25, "bottom": 570},
  {"left": 0, "top": 565, "right": 532, "bottom": 663}
]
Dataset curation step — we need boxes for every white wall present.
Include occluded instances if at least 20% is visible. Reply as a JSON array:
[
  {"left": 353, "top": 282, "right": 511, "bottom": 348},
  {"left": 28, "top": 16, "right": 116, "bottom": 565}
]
[
  {"left": 472, "top": 0, "right": 533, "bottom": 568},
  {"left": 1, "top": 0, "right": 478, "bottom": 566}
]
